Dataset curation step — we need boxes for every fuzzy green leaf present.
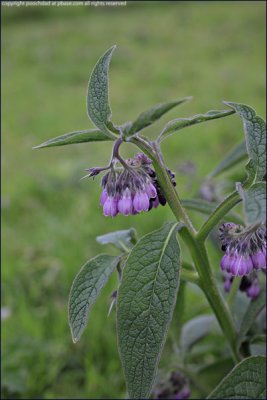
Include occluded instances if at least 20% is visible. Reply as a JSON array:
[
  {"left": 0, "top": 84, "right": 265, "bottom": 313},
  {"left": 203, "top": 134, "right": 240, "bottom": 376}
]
[
  {"left": 159, "top": 109, "right": 235, "bottom": 140},
  {"left": 237, "top": 182, "right": 266, "bottom": 225},
  {"left": 68, "top": 254, "right": 118, "bottom": 343},
  {"left": 125, "top": 97, "right": 192, "bottom": 136},
  {"left": 96, "top": 228, "right": 137, "bottom": 252},
  {"left": 87, "top": 46, "right": 118, "bottom": 139},
  {"left": 117, "top": 223, "right": 181, "bottom": 399},
  {"left": 224, "top": 102, "right": 266, "bottom": 182},
  {"left": 237, "top": 285, "right": 266, "bottom": 349},
  {"left": 33, "top": 128, "right": 112, "bottom": 149},
  {"left": 209, "top": 141, "right": 247, "bottom": 178},
  {"left": 207, "top": 356, "right": 266, "bottom": 399}
]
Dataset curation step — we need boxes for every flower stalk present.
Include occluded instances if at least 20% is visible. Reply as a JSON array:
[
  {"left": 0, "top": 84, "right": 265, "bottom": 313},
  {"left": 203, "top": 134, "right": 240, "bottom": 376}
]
[{"left": 131, "top": 135, "right": 242, "bottom": 363}]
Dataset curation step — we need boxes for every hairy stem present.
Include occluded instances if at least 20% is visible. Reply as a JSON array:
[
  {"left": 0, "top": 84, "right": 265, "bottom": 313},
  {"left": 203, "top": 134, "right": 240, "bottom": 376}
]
[{"left": 131, "top": 136, "right": 241, "bottom": 362}]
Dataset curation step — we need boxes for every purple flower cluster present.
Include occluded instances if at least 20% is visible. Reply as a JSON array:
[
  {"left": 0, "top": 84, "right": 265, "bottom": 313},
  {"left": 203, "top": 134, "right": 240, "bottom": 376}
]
[
  {"left": 153, "top": 371, "right": 191, "bottom": 400},
  {"left": 99, "top": 153, "right": 176, "bottom": 217},
  {"left": 223, "top": 272, "right": 261, "bottom": 299},
  {"left": 219, "top": 223, "right": 266, "bottom": 277}
]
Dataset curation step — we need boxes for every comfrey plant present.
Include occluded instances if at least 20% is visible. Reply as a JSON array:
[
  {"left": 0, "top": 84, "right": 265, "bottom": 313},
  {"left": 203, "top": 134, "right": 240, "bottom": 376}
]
[{"left": 34, "top": 46, "right": 266, "bottom": 399}]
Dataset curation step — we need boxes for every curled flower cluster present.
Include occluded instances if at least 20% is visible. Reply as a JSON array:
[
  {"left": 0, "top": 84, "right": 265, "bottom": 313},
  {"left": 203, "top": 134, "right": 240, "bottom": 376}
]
[
  {"left": 153, "top": 371, "right": 191, "bottom": 400},
  {"left": 223, "top": 272, "right": 261, "bottom": 299},
  {"left": 99, "top": 152, "right": 176, "bottom": 217},
  {"left": 219, "top": 223, "right": 266, "bottom": 277}
]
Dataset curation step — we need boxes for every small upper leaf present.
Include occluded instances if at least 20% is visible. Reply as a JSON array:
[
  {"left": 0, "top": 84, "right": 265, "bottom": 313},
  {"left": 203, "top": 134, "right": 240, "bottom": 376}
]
[
  {"left": 208, "top": 141, "right": 247, "bottom": 178},
  {"left": 207, "top": 356, "right": 266, "bottom": 399},
  {"left": 117, "top": 222, "right": 181, "bottom": 399},
  {"left": 224, "top": 102, "right": 266, "bottom": 182},
  {"left": 125, "top": 97, "right": 192, "bottom": 137},
  {"left": 87, "top": 45, "right": 118, "bottom": 139},
  {"left": 68, "top": 254, "right": 118, "bottom": 343},
  {"left": 33, "top": 128, "right": 112, "bottom": 149},
  {"left": 96, "top": 228, "right": 137, "bottom": 252},
  {"left": 159, "top": 109, "right": 235, "bottom": 140},
  {"left": 237, "top": 182, "right": 266, "bottom": 225}
]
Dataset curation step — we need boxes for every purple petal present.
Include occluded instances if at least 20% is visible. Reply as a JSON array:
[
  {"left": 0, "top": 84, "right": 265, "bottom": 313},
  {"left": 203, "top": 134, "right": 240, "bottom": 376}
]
[
  {"left": 145, "top": 182, "right": 157, "bottom": 199},
  {"left": 103, "top": 197, "right": 118, "bottom": 217},
  {"left": 100, "top": 189, "right": 108, "bottom": 205},
  {"left": 133, "top": 191, "right": 149, "bottom": 212},
  {"left": 118, "top": 189, "right": 133, "bottom": 216},
  {"left": 251, "top": 250, "right": 266, "bottom": 270},
  {"left": 246, "top": 281, "right": 261, "bottom": 299},
  {"left": 220, "top": 254, "right": 231, "bottom": 272}
]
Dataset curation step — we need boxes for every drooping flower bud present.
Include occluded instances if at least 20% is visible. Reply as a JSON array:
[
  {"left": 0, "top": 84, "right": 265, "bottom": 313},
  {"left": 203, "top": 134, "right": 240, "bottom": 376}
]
[
  {"left": 246, "top": 279, "right": 261, "bottom": 299},
  {"left": 118, "top": 188, "right": 133, "bottom": 216},
  {"left": 133, "top": 191, "right": 150, "bottom": 212},
  {"left": 100, "top": 189, "right": 108, "bottom": 205},
  {"left": 251, "top": 249, "right": 266, "bottom": 270},
  {"left": 103, "top": 196, "right": 118, "bottom": 217}
]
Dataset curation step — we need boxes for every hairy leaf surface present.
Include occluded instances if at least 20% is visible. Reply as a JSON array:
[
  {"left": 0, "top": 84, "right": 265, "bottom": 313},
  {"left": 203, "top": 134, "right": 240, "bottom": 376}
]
[
  {"left": 207, "top": 356, "right": 266, "bottom": 399},
  {"left": 87, "top": 46, "right": 118, "bottom": 138},
  {"left": 224, "top": 102, "right": 266, "bottom": 182},
  {"left": 69, "top": 254, "right": 118, "bottom": 343},
  {"left": 117, "top": 223, "right": 181, "bottom": 399},
  {"left": 159, "top": 109, "right": 234, "bottom": 140},
  {"left": 237, "top": 182, "right": 266, "bottom": 225},
  {"left": 33, "top": 128, "right": 112, "bottom": 149},
  {"left": 125, "top": 97, "right": 192, "bottom": 136}
]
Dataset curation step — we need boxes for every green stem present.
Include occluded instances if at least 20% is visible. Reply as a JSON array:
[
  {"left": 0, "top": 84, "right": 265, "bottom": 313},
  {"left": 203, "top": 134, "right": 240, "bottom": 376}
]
[
  {"left": 227, "top": 277, "right": 241, "bottom": 307},
  {"left": 131, "top": 136, "right": 241, "bottom": 362},
  {"left": 197, "top": 190, "right": 241, "bottom": 241},
  {"left": 181, "top": 268, "right": 200, "bottom": 286}
]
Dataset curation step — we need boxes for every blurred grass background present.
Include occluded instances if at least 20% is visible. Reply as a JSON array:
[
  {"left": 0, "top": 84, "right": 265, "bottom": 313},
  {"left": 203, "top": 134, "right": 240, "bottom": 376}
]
[{"left": 1, "top": 1, "right": 265, "bottom": 399}]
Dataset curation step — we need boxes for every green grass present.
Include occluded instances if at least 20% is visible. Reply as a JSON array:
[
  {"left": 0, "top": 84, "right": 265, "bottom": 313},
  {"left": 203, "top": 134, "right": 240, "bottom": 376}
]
[{"left": 2, "top": 2, "right": 265, "bottom": 399}]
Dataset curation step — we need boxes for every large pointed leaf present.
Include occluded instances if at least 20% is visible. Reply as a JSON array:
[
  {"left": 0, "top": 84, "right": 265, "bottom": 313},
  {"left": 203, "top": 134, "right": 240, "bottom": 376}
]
[
  {"left": 207, "top": 356, "right": 266, "bottom": 399},
  {"left": 96, "top": 228, "right": 137, "bottom": 252},
  {"left": 87, "top": 46, "right": 118, "bottom": 139},
  {"left": 117, "top": 223, "right": 181, "bottom": 399},
  {"left": 224, "top": 102, "right": 266, "bottom": 182},
  {"left": 159, "top": 109, "right": 235, "bottom": 140},
  {"left": 208, "top": 141, "right": 247, "bottom": 178},
  {"left": 33, "top": 128, "right": 112, "bottom": 149},
  {"left": 68, "top": 254, "right": 118, "bottom": 343},
  {"left": 237, "top": 182, "right": 266, "bottom": 225},
  {"left": 125, "top": 97, "right": 192, "bottom": 136}
]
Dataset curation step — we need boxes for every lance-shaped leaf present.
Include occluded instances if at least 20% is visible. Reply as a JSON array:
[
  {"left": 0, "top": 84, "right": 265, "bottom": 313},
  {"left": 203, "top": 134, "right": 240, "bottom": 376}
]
[
  {"left": 96, "top": 228, "right": 137, "bottom": 252},
  {"left": 237, "top": 182, "right": 266, "bottom": 225},
  {"left": 33, "top": 128, "right": 112, "bottom": 149},
  {"left": 207, "top": 356, "right": 266, "bottom": 399},
  {"left": 159, "top": 109, "right": 235, "bottom": 140},
  {"left": 182, "top": 199, "right": 243, "bottom": 224},
  {"left": 117, "top": 223, "right": 181, "bottom": 399},
  {"left": 208, "top": 141, "right": 247, "bottom": 178},
  {"left": 237, "top": 284, "right": 266, "bottom": 349},
  {"left": 125, "top": 97, "right": 192, "bottom": 136},
  {"left": 224, "top": 102, "right": 266, "bottom": 182},
  {"left": 87, "top": 45, "right": 118, "bottom": 139},
  {"left": 68, "top": 254, "right": 118, "bottom": 343}
]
